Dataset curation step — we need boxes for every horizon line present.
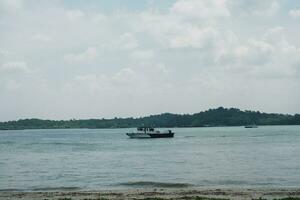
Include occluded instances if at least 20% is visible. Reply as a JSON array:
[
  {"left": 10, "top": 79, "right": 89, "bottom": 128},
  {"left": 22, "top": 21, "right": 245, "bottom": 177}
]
[{"left": 1, "top": 107, "right": 299, "bottom": 123}]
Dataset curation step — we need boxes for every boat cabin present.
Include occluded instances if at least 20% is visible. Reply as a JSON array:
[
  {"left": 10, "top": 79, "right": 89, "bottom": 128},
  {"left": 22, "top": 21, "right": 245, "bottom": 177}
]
[{"left": 137, "top": 127, "right": 155, "bottom": 132}]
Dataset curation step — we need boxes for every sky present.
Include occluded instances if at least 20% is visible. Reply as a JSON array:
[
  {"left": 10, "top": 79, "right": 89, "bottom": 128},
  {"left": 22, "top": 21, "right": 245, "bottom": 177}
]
[{"left": 0, "top": 0, "right": 300, "bottom": 121}]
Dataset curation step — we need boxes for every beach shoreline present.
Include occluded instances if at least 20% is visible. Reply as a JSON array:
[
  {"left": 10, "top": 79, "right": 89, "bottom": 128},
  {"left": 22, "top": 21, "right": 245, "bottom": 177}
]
[{"left": 1, "top": 187, "right": 300, "bottom": 200}]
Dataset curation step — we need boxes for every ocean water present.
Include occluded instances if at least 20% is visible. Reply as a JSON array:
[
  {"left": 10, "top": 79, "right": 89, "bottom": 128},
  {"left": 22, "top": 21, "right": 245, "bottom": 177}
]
[{"left": 0, "top": 126, "right": 300, "bottom": 191}]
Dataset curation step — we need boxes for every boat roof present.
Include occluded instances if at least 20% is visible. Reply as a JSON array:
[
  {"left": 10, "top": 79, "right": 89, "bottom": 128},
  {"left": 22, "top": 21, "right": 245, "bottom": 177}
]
[{"left": 137, "top": 127, "right": 155, "bottom": 131}]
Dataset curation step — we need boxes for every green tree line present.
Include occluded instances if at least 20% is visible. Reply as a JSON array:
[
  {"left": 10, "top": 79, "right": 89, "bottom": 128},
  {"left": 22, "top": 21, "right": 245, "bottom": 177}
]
[{"left": 0, "top": 107, "right": 299, "bottom": 130}]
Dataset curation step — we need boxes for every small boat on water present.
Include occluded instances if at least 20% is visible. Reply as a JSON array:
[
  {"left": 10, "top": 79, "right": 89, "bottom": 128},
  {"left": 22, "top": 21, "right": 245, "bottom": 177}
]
[
  {"left": 126, "top": 127, "right": 174, "bottom": 139},
  {"left": 245, "top": 125, "right": 258, "bottom": 128}
]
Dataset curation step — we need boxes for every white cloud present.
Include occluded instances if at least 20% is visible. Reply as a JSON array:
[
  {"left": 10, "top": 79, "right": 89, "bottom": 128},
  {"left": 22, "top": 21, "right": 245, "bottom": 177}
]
[
  {"left": 112, "top": 67, "right": 137, "bottom": 84},
  {"left": 0, "top": 61, "right": 31, "bottom": 73},
  {"left": 64, "top": 47, "right": 97, "bottom": 63},
  {"left": 92, "top": 13, "right": 107, "bottom": 22},
  {"left": 169, "top": 26, "right": 218, "bottom": 49},
  {"left": 0, "top": 0, "right": 23, "bottom": 14},
  {"left": 253, "top": 1, "right": 279, "bottom": 16},
  {"left": 130, "top": 49, "right": 155, "bottom": 60},
  {"left": 0, "top": 0, "right": 299, "bottom": 120},
  {"left": 66, "top": 10, "right": 85, "bottom": 20},
  {"left": 171, "top": 0, "right": 230, "bottom": 19},
  {"left": 218, "top": 26, "right": 300, "bottom": 79},
  {"left": 155, "top": 63, "right": 169, "bottom": 76},
  {"left": 115, "top": 33, "right": 139, "bottom": 50},
  {"left": 0, "top": 49, "right": 10, "bottom": 58},
  {"left": 73, "top": 74, "right": 110, "bottom": 92},
  {"left": 237, "top": 39, "right": 274, "bottom": 65},
  {"left": 289, "top": 9, "right": 300, "bottom": 18},
  {"left": 4, "top": 79, "right": 21, "bottom": 90},
  {"left": 32, "top": 34, "right": 52, "bottom": 42},
  {"left": 228, "top": 0, "right": 280, "bottom": 17},
  {"left": 263, "top": 26, "right": 284, "bottom": 40}
]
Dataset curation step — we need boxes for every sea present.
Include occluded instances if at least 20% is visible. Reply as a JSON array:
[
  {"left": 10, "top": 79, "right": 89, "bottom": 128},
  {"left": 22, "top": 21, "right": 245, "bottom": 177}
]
[{"left": 0, "top": 126, "right": 299, "bottom": 191}]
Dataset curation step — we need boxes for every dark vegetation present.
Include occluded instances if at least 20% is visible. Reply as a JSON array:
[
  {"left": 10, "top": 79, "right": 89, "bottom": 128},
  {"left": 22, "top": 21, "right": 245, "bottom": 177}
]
[
  {"left": 54, "top": 197, "right": 300, "bottom": 200},
  {"left": 1, "top": 107, "right": 300, "bottom": 130}
]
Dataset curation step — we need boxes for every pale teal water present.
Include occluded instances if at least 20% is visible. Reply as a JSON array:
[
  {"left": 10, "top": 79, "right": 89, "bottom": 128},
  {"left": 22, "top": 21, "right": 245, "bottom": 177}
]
[{"left": 0, "top": 126, "right": 300, "bottom": 191}]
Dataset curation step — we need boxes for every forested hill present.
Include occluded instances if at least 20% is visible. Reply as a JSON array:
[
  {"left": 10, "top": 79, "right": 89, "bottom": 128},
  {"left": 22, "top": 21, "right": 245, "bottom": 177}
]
[{"left": 0, "top": 107, "right": 300, "bottom": 130}]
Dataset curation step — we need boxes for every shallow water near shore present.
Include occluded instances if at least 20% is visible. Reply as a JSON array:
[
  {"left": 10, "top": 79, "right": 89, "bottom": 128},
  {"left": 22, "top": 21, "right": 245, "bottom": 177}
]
[{"left": 0, "top": 126, "right": 300, "bottom": 191}]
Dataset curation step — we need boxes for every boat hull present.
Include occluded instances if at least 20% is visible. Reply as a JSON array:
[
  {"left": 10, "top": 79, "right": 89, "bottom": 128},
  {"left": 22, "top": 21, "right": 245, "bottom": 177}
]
[
  {"left": 148, "top": 133, "right": 174, "bottom": 138},
  {"left": 245, "top": 125, "right": 258, "bottom": 128},
  {"left": 126, "top": 132, "right": 174, "bottom": 139},
  {"left": 126, "top": 133, "right": 151, "bottom": 138}
]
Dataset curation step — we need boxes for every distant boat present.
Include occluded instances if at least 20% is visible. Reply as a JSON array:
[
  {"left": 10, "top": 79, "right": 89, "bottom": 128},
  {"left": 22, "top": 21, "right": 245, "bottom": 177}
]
[
  {"left": 245, "top": 125, "right": 258, "bottom": 128},
  {"left": 126, "top": 127, "right": 174, "bottom": 139}
]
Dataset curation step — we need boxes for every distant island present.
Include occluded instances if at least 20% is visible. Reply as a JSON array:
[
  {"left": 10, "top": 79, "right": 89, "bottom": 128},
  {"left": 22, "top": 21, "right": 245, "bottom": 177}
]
[{"left": 0, "top": 107, "right": 299, "bottom": 130}]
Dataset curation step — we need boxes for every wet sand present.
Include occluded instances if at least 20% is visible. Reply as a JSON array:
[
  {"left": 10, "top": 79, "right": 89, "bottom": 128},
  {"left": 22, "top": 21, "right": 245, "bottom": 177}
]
[{"left": 1, "top": 188, "right": 300, "bottom": 200}]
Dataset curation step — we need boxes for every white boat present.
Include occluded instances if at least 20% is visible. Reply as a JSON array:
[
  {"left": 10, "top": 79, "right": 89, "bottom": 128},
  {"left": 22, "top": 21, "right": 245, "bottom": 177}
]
[{"left": 126, "top": 127, "right": 174, "bottom": 139}]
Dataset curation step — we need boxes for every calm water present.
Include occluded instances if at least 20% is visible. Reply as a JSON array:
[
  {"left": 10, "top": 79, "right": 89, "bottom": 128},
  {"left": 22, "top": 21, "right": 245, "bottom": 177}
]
[{"left": 0, "top": 126, "right": 300, "bottom": 191}]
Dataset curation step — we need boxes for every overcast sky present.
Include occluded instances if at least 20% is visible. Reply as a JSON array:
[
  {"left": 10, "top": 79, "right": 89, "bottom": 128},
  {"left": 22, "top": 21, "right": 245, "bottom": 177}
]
[{"left": 0, "top": 0, "right": 300, "bottom": 121}]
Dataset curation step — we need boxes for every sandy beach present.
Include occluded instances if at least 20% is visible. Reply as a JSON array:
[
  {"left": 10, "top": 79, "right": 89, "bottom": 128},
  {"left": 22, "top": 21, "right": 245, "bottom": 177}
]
[{"left": 1, "top": 188, "right": 300, "bottom": 200}]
